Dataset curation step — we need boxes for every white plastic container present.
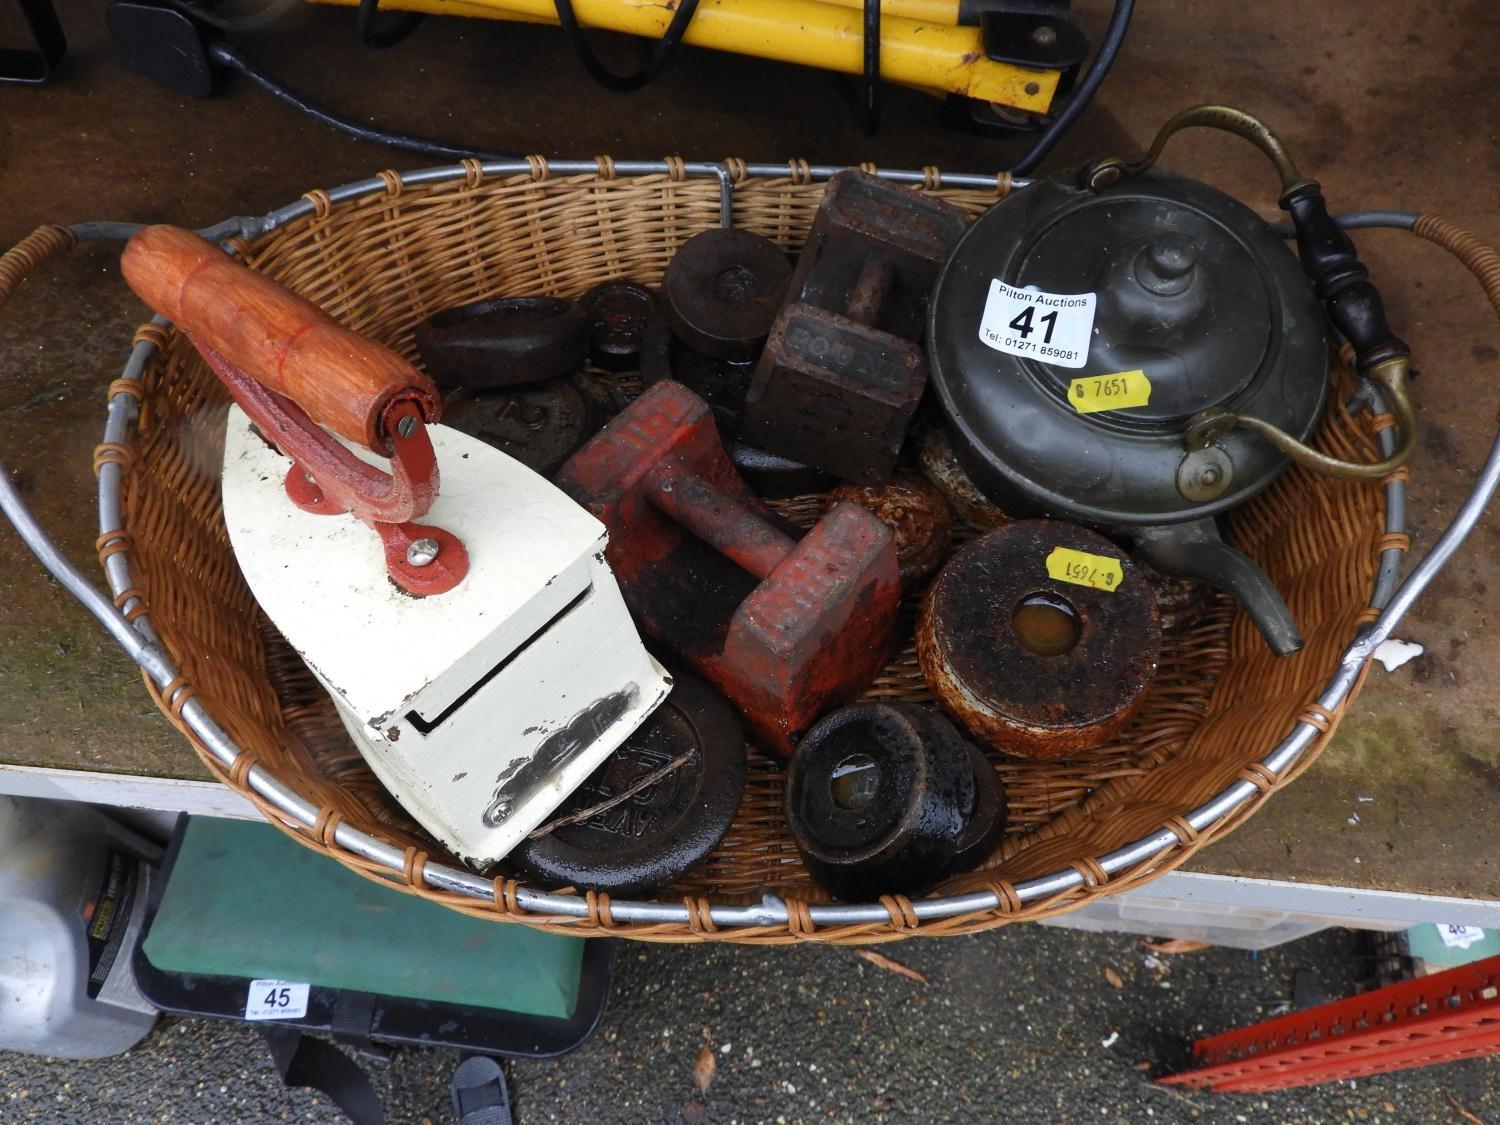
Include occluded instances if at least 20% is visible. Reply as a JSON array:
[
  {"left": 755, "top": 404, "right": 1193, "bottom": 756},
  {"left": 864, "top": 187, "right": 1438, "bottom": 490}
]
[{"left": 0, "top": 796, "right": 159, "bottom": 1058}]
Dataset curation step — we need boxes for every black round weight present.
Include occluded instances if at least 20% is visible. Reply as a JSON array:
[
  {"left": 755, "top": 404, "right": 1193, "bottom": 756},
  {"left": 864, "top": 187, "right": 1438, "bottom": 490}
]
[
  {"left": 581, "top": 280, "right": 658, "bottom": 371},
  {"left": 786, "top": 703, "right": 974, "bottom": 902},
  {"left": 508, "top": 673, "right": 746, "bottom": 896},
  {"left": 640, "top": 333, "right": 758, "bottom": 439},
  {"left": 415, "top": 295, "right": 589, "bottom": 390},
  {"left": 663, "top": 228, "right": 792, "bottom": 359},
  {"left": 947, "top": 741, "right": 1009, "bottom": 877},
  {"left": 441, "top": 374, "right": 612, "bottom": 479}
]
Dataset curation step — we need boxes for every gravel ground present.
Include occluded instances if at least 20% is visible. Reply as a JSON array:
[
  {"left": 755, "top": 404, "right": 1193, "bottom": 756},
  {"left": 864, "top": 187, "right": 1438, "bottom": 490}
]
[{"left": 3, "top": 924, "right": 1496, "bottom": 1124}]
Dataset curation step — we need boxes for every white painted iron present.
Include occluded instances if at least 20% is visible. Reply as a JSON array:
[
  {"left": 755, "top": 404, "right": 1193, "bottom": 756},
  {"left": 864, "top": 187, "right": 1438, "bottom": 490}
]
[{"left": 121, "top": 226, "right": 670, "bottom": 869}]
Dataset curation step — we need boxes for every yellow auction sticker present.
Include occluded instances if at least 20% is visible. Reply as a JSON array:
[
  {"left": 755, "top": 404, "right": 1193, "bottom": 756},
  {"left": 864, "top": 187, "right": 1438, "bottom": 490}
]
[
  {"left": 1068, "top": 369, "right": 1151, "bottom": 414},
  {"left": 1046, "top": 546, "right": 1124, "bottom": 592}
]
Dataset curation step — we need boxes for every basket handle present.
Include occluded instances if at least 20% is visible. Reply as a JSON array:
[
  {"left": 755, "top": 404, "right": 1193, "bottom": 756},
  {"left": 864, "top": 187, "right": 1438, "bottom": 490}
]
[
  {"left": 0, "top": 225, "right": 76, "bottom": 312},
  {"left": 119, "top": 225, "right": 440, "bottom": 453}
]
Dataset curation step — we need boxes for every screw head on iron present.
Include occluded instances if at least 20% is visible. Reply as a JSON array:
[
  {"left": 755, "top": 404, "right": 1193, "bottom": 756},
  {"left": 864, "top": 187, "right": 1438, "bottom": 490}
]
[
  {"left": 396, "top": 415, "right": 418, "bottom": 439},
  {"left": 406, "top": 537, "right": 440, "bottom": 567}
]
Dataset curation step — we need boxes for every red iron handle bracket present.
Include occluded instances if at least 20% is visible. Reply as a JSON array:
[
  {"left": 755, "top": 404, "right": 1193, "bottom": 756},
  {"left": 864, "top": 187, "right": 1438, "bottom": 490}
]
[
  {"left": 197, "top": 341, "right": 467, "bottom": 597},
  {"left": 200, "top": 343, "right": 438, "bottom": 525}
]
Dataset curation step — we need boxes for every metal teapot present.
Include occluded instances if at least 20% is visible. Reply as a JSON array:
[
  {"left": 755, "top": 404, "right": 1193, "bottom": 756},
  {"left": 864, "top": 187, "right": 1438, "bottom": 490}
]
[{"left": 926, "top": 105, "right": 1416, "bottom": 654}]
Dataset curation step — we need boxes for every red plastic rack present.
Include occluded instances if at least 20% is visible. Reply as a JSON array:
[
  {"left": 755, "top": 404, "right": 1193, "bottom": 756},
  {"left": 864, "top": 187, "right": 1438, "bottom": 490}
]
[{"left": 1160, "top": 954, "right": 1500, "bottom": 1092}]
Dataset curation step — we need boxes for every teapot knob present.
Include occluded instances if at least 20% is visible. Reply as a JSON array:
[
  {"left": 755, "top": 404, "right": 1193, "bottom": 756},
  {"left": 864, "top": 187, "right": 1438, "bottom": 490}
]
[{"left": 1134, "top": 233, "right": 1199, "bottom": 296}]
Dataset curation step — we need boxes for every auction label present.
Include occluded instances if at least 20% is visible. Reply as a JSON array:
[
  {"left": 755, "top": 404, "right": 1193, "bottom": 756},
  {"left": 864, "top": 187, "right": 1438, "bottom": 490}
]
[
  {"left": 1046, "top": 546, "right": 1123, "bottom": 592},
  {"left": 245, "top": 979, "right": 311, "bottom": 1021},
  {"left": 1068, "top": 369, "right": 1152, "bottom": 414},
  {"left": 979, "top": 280, "right": 1096, "bottom": 369},
  {"left": 1438, "top": 924, "right": 1485, "bottom": 950}
]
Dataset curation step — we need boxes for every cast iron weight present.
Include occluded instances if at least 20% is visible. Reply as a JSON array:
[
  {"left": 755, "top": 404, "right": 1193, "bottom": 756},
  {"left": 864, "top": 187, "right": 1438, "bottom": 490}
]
[
  {"left": 829, "top": 474, "right": 954, "bottom": 588},
  {"left": 554, "top": 380, "right": 901, "bottom": 755},
  {"left": 508, "top": 672, "right": 746, "bottom": 896},
  {"left": 739, "top": 170, "right": 971, "bottom": 483},
  {"left": 918, "top": 520, "right": 1161, "bottom": 759},
  {"left": 581, "top": 279, "right": 659, "bottom": 372},
  {"left": 440, "top": 373, "right": 616, "bottom": 479},
  {"left": 662, "top": 228, "right": 792, "bottom": 360},
  {"left": 640, "top": 304, "right": 758, "bottom": 439},
  {"left": 785, "top": 702, "right": 978, "bottom": 902},
  {"left": 948, "top": 741, "right": 1009, "bottom": 877},
  {"left": 414, "top": 296, "right": 589, "bottom": 391},
  {"left": 913, "top": 416, "right": 1009, "bottom": 530}
]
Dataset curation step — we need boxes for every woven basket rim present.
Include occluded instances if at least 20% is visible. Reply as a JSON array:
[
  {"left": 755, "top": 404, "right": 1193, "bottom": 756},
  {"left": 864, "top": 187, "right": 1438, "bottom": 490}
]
[{"left": 78, "top": 158, "right": 1414, "bottom": 941}]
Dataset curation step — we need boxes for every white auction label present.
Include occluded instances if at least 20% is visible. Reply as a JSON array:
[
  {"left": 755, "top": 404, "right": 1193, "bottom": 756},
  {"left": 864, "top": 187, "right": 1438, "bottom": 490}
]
[
  {"left": 1438, "top": 924, "right": 1486, "bottom": 950},
  {"left": 978, "top": 280, "right": 1096, "bottom": 369},
  {"left": 245, "top": 979, "right": 311, "bottom": 1021}
]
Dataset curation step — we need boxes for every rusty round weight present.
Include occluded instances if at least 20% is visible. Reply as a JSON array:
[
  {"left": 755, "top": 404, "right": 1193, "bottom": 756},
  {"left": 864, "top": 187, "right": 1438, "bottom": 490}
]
[
  {"left": 913, "top": 418, "right": 1008, "bottom": 530},
  {"left": 785, "top": 702, "right": 974, "bottom": 902},
  {"left": 946, "top": 741, "right": 1009, "bottom": 877},
  {"left": 415, "top": 295, "right": 590, "bottom": 390},
  {"left": 508, "top": 672, "right": 746, "bottom": 896},
  {"left": 830, "top": 474, "right": 953, "bottom": 587},
  {"left": 581, "top": 279, "right": 658, "bottom": 372},
  {"left": 663, "top": 228, "right": 792, "bottom": 359},
  {"left": 441, "top": 374, "right": 611, "bottom": 478},
  {"left": 1141, "top": 561, "right": 1216, "bottom": 634},
  {"left": 917, "top": 520, "right": 1162, "bottom": 760}
]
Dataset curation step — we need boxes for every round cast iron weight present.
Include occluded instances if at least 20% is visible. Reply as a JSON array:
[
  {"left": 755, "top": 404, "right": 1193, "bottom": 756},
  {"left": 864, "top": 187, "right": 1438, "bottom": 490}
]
[
  {"left": 414, "top": 295, "right": 590, "bottom": 390},
  {"left": 830, "top": 474, "right": 954, "bottom": 587},
  {"left": 508, "top": 673, "right": 746, "bottom": 897},
  {"left": 785, "top": 702, "right": 974, "bottom": 903},
  {"left": 641, "top": 334, "right": 758, "bottom": 439},
  {"left": 917, "top": 520, "right": 1162, "bottom": 761},
  {"left": 581, "top": 279, "right": 658, "bottom": 372},
  {"left": 946, "top": 741, "right": 1009, "bottom": 877},
  {"left": 440, "top": 374, "right": 611, "bottom": 479},
  {"left": 662, "top": 228, "right": 792, "bottom": 359}
]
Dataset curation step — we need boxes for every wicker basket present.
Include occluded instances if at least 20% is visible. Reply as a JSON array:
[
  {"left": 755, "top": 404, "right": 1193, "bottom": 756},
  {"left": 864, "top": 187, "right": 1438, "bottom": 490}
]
[{"left": 6, "top": 158, "right": 1497, "bottom": 945}]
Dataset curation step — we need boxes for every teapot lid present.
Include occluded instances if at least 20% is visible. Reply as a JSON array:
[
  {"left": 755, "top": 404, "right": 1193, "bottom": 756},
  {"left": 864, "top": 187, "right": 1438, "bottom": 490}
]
[{"left": 927, "top": 167, "right": 1329, "bottom": 527}]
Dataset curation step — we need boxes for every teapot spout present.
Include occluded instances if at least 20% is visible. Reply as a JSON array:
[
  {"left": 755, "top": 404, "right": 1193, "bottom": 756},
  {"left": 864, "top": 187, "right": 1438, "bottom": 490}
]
[{"left": 1133, "top": 518, "right": 1303, "bottom": 657}]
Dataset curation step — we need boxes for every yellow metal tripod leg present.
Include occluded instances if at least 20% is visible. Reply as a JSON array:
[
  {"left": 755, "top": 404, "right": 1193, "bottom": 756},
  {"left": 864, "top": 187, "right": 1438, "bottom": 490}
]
[{"left": 306, "top": 0, "right": 1060, "bottom": 109}]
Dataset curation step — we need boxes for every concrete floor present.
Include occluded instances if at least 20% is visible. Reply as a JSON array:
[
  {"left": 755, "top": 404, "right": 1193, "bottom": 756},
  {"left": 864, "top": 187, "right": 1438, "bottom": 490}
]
[{"left": 3, "top": 924, "right": 1498, "bottom": 1123}]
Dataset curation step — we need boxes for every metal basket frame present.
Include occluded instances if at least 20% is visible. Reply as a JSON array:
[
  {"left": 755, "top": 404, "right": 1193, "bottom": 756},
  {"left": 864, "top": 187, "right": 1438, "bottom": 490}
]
[{"left": 5, "top": 156, "right": 1496, "bottom": 935}]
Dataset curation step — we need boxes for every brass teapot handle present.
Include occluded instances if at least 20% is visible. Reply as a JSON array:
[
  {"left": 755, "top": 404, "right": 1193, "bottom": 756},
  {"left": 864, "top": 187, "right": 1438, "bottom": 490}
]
[{"left": 1084, "top": 105, "right": 1418, "bottom": 482}]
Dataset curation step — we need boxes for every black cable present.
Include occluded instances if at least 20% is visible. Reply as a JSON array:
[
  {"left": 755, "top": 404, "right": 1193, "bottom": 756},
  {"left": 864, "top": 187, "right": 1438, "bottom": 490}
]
[
  {"left": 355, "top": 0, "right": 425, "bottom": 49},
  {"left": 1008, "top": 0, "right": 1134, "bottom": 175},
  {"left": 208, "top": 40, "right": 515, "bottom": 161},
  {"left": 828, "top": 0, "right": 880, "bottom": 134},
  {"left": 861, "top": 0, "right": 881, "bottom": 135},
  {"left": 552, "top": 0, "right": 700, "bottom": 93}
]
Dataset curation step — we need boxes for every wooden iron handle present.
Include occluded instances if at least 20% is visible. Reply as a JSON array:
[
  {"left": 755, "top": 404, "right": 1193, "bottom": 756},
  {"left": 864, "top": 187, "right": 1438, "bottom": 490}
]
[{"left": 121, "top": 225, "right": 440, "bottom": 451}]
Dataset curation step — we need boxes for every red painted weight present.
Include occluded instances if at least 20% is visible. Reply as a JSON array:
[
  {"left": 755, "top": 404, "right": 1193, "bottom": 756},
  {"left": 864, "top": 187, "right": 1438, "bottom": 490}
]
[{"left": 555, "top": 380, "right": 901, "bottom": 755}]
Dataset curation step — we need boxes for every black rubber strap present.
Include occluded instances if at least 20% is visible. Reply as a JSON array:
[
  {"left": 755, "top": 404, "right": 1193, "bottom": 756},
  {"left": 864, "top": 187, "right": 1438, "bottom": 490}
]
[
  {"left": 552, "top": 0, "right": 700, "bottom": 93},
  {"left": 261, "top": 1026, "right": 385, "bottom": 1125}
]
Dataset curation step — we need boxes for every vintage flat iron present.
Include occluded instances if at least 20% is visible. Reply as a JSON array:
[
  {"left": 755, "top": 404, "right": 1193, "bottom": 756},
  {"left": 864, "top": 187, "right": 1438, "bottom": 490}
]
[{"left": 121, "top": 226, "right": 671, "bottom": 869}]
